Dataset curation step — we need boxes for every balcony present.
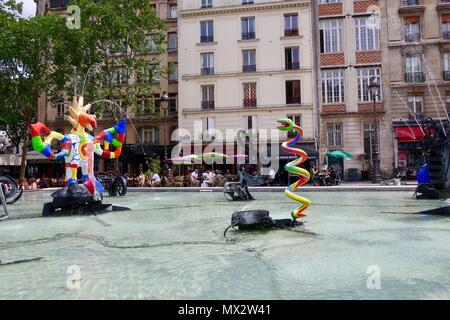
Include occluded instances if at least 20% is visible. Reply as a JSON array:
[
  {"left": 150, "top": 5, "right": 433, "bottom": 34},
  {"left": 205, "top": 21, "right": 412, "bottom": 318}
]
[
  {"left": 405, "top": 72, "right": 425, "bottom": 82},
  {"left": 444, "top": 71, "right": 450, "bottom": 81},
  {"left": 201, "top": 67, "right": 214, "bottom": 75},
  {"left": 284, "top": 28, "right": 299, "bottom": 37},
  {"left": 242, "top": 64, "right": 256, "bottom": 73},
  {"left": 285, "top": 62, "right": 300, "bottom": 70},
  {"left": 241, "top": 32, "right": 256, "bottom": 40},
  {"left": 243, "top": 99, "right": 257, "bottom": 109},
  {"left": 438, "top": 1, "right": 450, "bottom": 12},
  {"left": 398, "top": 0, "right": 425, "bottom": 14},
  {"left": 201, "top": 101, "right": 215, "bottom": 110},
  {"left": 200, "top": 36, "right": 214, "bottom": 43},
  {"left": 405, "top": 32, "right": 420, "bottom": 42}
]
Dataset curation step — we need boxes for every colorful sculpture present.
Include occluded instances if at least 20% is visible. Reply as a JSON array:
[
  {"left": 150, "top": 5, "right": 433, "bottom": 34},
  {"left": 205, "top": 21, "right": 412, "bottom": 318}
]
[
  {"left": 277, "top": 119, "right": 311, "bottom": 220},
  {"left": 29, "top": 96, "right": 126, "bottom": 215}
]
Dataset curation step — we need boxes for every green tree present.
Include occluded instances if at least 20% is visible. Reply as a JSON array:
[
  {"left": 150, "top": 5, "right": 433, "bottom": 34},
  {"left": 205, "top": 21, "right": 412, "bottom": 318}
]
[
  {"left": 0, "top": 3, "right": 73, "bottom": 179},
  {"left": 62, "top": 0, "right": 167, "bottom": 121}
]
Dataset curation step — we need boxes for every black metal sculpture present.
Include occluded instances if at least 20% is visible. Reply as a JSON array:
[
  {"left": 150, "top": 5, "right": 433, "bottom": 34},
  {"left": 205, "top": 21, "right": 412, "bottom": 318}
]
[
  {"left": 223, "top": 130, "right": 268, "bottom": 201},
  {"left": 0, "top": 175, "right": 23, "bottom": 205},
  {"left": 95, "top": 172, "right": 127, "bottom": 197}
]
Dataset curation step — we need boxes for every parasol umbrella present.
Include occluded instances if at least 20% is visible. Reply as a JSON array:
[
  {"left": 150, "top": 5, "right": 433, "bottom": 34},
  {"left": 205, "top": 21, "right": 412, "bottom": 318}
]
[
  {"left": 325, "top": 150, "right": 353, "bottom": 159},
  {"left": 201, "top": 152, "right": 228, "bottom": 171}
]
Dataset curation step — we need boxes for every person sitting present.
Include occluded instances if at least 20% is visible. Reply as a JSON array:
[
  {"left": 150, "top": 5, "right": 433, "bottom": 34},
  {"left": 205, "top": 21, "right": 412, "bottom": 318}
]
[
  {"left": 28, "top": 178, "right": 38, "bottom": 190},
  {"left": 137, "top": 171, "right": 146, "bottom": 187},
  {"left": 150, "top": 171, "right": 161, "bottom": 187},
  {"left": 190, "top": 169, "right": 201, "bottom": 187},
  {"left": 38, "top": 174, "right": 49, "bottom": 189}
]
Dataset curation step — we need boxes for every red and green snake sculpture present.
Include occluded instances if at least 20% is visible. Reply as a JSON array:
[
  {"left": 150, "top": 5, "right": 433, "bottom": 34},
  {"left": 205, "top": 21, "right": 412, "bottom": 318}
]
[{"left": 277, "top": 119, "right": 311, "bottom": 220}]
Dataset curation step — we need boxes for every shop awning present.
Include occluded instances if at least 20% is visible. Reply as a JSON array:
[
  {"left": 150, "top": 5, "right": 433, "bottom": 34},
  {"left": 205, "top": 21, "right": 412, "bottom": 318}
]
[{"left": 395, "top": 126, "right": 425, "bottom": 143}]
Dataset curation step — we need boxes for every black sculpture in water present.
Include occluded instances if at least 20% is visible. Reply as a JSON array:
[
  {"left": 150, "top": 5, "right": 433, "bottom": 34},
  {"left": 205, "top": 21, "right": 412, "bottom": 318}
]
[
  {"left": 412, "top": 118, "right": 450, "bottom": 215},
  {"left": 223, "top": 165, "right": 268, "bottom": 201},
  {"left": 0, "top": 175, "right": 23, "bottom": 205}
]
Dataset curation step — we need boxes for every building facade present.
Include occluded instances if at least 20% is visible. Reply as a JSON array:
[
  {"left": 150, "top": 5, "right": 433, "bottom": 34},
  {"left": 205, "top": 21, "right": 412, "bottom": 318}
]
[
  {"left": 315, "top": 0, "right": 391, "bottom": 180},
  {"left": 34, "top": 0, "right": 179, "bottom": 177},
  {"left": 178, "top": 0, "right": 317, "bottom": 171},
  {"left": 383, "top": 0, "right": 450, "bottom": 178}
]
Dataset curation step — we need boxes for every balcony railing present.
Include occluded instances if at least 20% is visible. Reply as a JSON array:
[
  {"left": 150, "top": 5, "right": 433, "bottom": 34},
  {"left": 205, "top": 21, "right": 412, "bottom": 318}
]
[
  {"left": 405, "top": 72, "right": 425, "bottom": 82},
  {"left": 242, "top": 64, "right": 256, "bottom": 73},
  {"left": 285, "top": 62, "right": 300, "bottom": 70},
  {"left": 201, "top": 67, "right": 214, "bottom": 75},
  {"left": 201, "top": 101, "right": 215, "bottom": 110},
  {"left": 200, "top": 35, "right": 214, "bottom": 43},
  {"left": 286, "top": 97, "right": 301, "bottom": 105},
  {"left": 243, "top": 99, "right": 257, "bottom": 109},
  {"left": 284, "top": 28, "right": 299, "bottom": 37},
  {"left": 241, "top": 32, "right": 256, "bottom": 40},
  {"left": 444, "top": 71, "right": 450, "bottom": 81},
  {"left": 402, "top": 0, "right": 419, "bottom": 6},
  {"left": 405, "top": 32, "right": 420, "bottom": 42}
]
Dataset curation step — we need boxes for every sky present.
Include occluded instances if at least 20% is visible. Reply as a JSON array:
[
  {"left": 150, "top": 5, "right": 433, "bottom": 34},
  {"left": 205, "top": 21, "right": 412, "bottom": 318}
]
[{"left": 18, "top": 0, "right": 36, "bottom": 18}]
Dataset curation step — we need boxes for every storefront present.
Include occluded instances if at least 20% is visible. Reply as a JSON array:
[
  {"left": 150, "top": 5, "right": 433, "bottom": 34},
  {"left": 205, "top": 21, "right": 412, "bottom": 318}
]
[{"left": 393, "top": 125, "right": 426, "bottom": 179}]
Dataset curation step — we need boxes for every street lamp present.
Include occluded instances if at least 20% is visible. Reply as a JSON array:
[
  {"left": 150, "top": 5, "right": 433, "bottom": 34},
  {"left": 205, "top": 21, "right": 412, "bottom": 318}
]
[
  {"left": 368, "top": 76, "right": 381, "bottom": 183},
  {"left": 160, "top": 91, "right": 170, "bottom": 161}
]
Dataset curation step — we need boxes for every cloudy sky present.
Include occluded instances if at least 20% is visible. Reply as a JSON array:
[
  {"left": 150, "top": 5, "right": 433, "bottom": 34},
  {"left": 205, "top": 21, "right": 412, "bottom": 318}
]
[{"left": 19, "top": 0, "right": 36, "bottom": 18}]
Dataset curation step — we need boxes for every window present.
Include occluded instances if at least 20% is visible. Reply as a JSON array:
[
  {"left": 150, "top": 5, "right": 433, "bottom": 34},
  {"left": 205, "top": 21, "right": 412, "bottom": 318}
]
[
  {"left": 363, "top": 122, "right": 378, "bottom": 160},
  {"left": 285, "top": 47, "right": 300, "bottom": 70},
  {"left": 287, "top": 115, "right": 301, "bottom": 138},
  {"left": 241, "top": 17, "right": 256, "bottom": 40},
  {"left": 242, "top": 0, "right": 254, "bottom": 4},
  {"left": 107, "top": 40, "right": 127, "bottom": 56},
  {"left": 202, "top": 117, "right": 215, "bottom": 141},
  {"left": 169, "top": 93, "right": 177, "bottom": 113},
  {"left": 446, "top": 94, "right": 450, "bottom": 113},
  {"left": 168, "top": 5, "right": 177, "bottom": 19},
  {"left": 444, "top": 53, "right": 450, "bottom": 81},
  {"left": 355, "top": 17, "right": 380, "bottom": 51},
  {"left": 201, "top": 0, "right": 212, "bottom": 8},
  {"left": 443, "top": 15, "right": 450, "bottom": 39},
  {"left": 244, "top": 116, "right": 258, "bottom": 133},
  {"left": 404, "top": 17, "right": 420, "bottom": 42},
  {"left": 144, "top": 35, "right": 159, "bottom": 53},
  {"left": 407, "top": 96, "right": 423, "bottom": 117},
  {"left": 201, "top": 85, "right": 215, "bottom": 110},
  {"left": 242, "top": 49, "right": 256, "bottom": 72},
  {"left": 284, "top": 14, "right": 299, "bottom": 37},
  {"left": 168, "top": 33, "right": 177, "bottom": 52},
  {"left": 327, "top": 123, "right": 343, "bottom": 147},
  {"left": 200, "top": 52, "right": 214, "bottom": 75},
  {"left": 286, "top": 80, "right": 301, "bottom": 104},
  {"left": 148, "top": 64, "right": 161, "bottom": 83},
  {"left": 168, "top": 63, "right": 178, "bottom": 82},
  {"left": 142, "top": 127, "right": 159, "bottom": 145},
  {"left": 321, "top": 69, "right": 345, "bottom": 104},
  {"left": 136, "top": 67, "right": 150, "bottom": 84},
  {"left": 243, "top": 82, "right": 257, "bottom": 108},
  {"left": 356, "top": 67, "right": 382, "bottom": 102},
  {"left": 200, "top": 20, "right": 214, "bottom": 43},
  {"left": 55, "top": 100, "right": 66, "bottom": 118},
  {"left": 319, "top": 0, "right": 341, "bottom": 3},
  {"left": 320, "top": 19, "right": 343, "bottom": 53},
  {"left": 111, "top": 67, "right": 128, "bottom": 85},
  {"left": 136, "top": 97, "right": 156, "bottom": 115},
  {"left": 405, "top": 56, "right": 423, "bottom": 82}
]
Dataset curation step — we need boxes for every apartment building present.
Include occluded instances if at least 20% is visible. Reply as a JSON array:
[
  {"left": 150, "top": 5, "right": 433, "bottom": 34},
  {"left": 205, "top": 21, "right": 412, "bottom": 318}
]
[
  {"left": 178, "top": 0, "right": 317, "bottom": 168},
  {"left": 34, "top": 0, "right": 178, "bottom": 176},
  {"left": 383, "top": 0, "right": 450, "bottom": 177},
  {"left": 315, "top": 0, "right": 390, "bottom": 180}
]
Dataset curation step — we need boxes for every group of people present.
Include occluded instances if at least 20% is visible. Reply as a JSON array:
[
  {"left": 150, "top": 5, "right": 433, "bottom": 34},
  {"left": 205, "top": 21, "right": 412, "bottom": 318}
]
[
  {"left": 309, "top": 164, "right": 341, "bottom": 186},
  {"left": 21, "top": 175, "right": 50, "bottom": 190},
  {"left": 135, "top": 167, "right": 237, "bottom": 188}
]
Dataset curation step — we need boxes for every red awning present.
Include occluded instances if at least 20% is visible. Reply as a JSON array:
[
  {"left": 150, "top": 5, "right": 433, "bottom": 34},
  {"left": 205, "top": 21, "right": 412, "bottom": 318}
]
[{"left": 395, "top": 126, "right": 425, "bottom": 143}]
